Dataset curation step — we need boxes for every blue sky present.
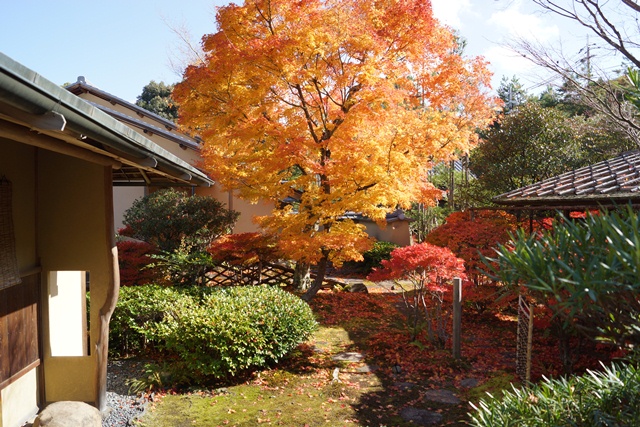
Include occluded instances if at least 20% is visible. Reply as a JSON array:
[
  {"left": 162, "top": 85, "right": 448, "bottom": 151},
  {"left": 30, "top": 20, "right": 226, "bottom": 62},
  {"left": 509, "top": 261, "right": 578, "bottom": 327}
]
[{"left": 0, "top": 0, "right": 609, "bottom": 102}]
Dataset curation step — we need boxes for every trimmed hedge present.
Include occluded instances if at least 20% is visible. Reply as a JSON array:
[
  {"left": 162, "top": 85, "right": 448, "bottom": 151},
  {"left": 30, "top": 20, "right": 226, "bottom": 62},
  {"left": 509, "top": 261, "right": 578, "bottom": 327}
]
[
  {"left": 109, "top": 285, "right": 184, "bottom": 356},
  {"left": 469, "top": 363, "right": 640, "bottom": 426},
  {"left": 110, "top": 285, "right": 317, "bottom": 382}
]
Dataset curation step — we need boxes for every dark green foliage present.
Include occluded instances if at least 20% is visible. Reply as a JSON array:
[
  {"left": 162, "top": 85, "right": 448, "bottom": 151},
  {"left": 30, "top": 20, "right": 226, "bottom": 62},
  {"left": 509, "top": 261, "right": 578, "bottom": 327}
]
[
  {"left": 408, "top": 203, "right": 448, "bottom": 242},
  {"left": 471, "top": 101, "right": 633, "bottom": 199},
  {"left": 487, "top": 206, "right": 640, "bottom": 348},
  {"left": 136, "top": 80, "right": 179, "bottom": 122},
  {"left": 149, "top": 240, "right": 216, "bottom": 286},
  {"left": 343, "top": 241, "right": 398, "bottom": 274},
  {"left": 110, "top": 285, "right": 317, "bottom": 384},
  {"left": 471, "top": 102, "right": 582, "bottom": 197},
  {"left": 122, "top": 188, "right": 238, "bottom": 253},
  {"left": 469, "top": 363, "right": 640, "bottom": 427}
]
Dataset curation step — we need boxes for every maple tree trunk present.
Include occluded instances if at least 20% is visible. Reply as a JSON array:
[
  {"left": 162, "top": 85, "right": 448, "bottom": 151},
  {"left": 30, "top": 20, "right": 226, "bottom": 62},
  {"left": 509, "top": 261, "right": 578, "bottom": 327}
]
[
  {"left": 293, "top": 261, "right": 311, "bottom": 291},
  {"left": 301, "top": 254, "right": 329, "bottom": 302}
]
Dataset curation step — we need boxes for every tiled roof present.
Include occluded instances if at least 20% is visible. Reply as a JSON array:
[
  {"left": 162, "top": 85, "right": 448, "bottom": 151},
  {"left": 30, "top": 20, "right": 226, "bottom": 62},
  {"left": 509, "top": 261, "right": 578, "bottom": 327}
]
[{"left": 494, "top": 150, "right": 640, "bottom": 206}]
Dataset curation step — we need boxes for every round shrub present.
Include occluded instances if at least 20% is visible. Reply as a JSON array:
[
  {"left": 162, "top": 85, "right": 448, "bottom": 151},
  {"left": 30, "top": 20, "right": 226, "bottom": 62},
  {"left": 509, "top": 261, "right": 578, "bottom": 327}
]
[
  {"left": 109, "top": 284, "right": 185, "bottom": 357},
  {"left": 109, "top": 284, "right": 317, "bottom": 383},
  {"left": 155, "top": 286, "right": 318, "bottom": 380}
]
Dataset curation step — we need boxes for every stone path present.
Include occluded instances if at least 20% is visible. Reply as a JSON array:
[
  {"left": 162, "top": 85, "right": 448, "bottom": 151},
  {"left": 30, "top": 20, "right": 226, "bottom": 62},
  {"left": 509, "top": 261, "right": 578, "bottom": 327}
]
[{"left": 328, "top": 350, "right": 474, "bottom": 425}]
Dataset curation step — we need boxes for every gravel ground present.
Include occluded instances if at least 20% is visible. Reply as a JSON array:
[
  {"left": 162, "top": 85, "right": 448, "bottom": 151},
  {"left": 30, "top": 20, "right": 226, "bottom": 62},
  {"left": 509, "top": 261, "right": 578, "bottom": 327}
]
[{"left": 102, "top": 359, "right": 149, "bottom": 427}]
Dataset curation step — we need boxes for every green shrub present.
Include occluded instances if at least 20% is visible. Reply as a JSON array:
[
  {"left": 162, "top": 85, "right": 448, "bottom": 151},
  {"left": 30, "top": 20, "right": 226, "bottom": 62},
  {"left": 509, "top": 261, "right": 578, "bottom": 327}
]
[
  {"left": 343, "top": 241, "right": 398, "bottom": 274},
  {"left": 488, "top": 206, "right": 640, "bottom": 349},
  {"left": 109, "top": 284, "right": 185, "bottom": 357},
  {"left": 109, "top": 285, "right": 317, "bottom": 384},
  {"left": 469, "top": 363, "right": 640, "bottom": 427},
  {"left": 121, "top": 188, "right": 238, "bottom": 253},
  {"left": 149, "top": 239, "right": 216, "bottom": 286}
]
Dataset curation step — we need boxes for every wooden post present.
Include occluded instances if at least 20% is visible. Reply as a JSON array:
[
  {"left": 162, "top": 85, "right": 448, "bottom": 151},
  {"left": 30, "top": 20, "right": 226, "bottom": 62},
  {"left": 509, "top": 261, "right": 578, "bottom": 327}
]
[
  {"left": 452, "top": 277, "right": 462, "bottom": 359},
  {"left": 526, "top": 303, "right": 534, "bottom": 383}
]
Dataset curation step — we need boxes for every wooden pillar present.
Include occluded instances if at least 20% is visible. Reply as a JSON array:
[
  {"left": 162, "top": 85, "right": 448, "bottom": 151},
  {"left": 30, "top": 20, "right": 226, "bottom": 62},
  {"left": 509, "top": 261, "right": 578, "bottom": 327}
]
[
  {"left": 95, "top": 167, "right": 120, "bottom": 411},
  {"left": 452, "top": 277, "right": 462, "bottom": 359}
]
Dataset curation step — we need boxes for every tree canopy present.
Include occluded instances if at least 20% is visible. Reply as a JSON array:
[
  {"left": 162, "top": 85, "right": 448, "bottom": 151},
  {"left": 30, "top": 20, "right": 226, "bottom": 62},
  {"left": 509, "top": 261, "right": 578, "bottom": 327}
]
[
  {"left": 136, "top": 80, "right": 179, "bottom": 122},
  {"left": 174, "top": 0, "right": 497, "bottom": 299}
]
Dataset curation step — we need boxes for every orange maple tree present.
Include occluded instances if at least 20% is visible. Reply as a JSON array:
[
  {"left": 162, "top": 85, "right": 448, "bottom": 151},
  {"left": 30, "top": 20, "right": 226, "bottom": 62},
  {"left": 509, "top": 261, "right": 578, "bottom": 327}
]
[{"left": 174, "top": 0, "right": 498, "bottom": 300}]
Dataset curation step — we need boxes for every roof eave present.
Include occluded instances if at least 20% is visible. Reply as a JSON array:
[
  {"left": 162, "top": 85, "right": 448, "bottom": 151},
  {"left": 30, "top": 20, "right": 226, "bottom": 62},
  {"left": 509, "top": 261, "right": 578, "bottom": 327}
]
[{"left": 0, "top": 53, "right": 212, "bottom": 187}]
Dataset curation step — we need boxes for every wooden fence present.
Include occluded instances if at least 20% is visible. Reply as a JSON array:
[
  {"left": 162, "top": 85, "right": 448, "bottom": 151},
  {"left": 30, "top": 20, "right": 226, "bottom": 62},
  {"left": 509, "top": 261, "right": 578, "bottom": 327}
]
[{"left": 205, "top": 262, "right": 347, "bottom": 289}]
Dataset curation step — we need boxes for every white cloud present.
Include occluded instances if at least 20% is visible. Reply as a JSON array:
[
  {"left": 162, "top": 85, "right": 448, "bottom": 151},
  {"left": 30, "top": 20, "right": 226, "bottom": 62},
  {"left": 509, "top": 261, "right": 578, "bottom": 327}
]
[
  {"left": 431, "top": 0, "right": 472, "bottom": 28},
  {"left": 487, "top": 1, "right": 559, "bottom": 43}
]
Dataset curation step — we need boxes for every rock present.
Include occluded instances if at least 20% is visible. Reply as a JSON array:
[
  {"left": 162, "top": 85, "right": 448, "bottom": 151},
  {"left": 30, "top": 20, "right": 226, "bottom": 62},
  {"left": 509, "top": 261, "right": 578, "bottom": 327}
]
[
  {"left": 423, "top": 389, "right": 461, "bottom": 405},
  {"left": 394, "top": 381, "right": 416, "bottom": 390},
  {"left": 346, "top": 282, "right": 368, "bottom": 293},
  {"left": 354, "top": 364, "right": 378, "bottom": 373},
  {"left": 34, "top": 401, "right": 102, "bottom": 427},
  {"left": 460, "top": 378, "right": 480, "bottom": 388},
  {"left": 400, "top": 407, "right": 443, "bottom": 425},
  {"left": 332, "top": 352, "right": 364, "bottom": 362}
]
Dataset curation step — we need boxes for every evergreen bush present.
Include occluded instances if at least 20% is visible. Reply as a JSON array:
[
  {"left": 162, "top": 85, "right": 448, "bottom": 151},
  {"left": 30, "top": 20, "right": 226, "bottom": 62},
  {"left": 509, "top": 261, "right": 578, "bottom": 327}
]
[
  {"left": 109, "top": 285, "right": 317, "bottom": 383},
  {"left": 109, "top": 284, "right": 184, "bottom": 357},
  {"left": 469, "top": 363, "right": 640, "bottom": 427}
]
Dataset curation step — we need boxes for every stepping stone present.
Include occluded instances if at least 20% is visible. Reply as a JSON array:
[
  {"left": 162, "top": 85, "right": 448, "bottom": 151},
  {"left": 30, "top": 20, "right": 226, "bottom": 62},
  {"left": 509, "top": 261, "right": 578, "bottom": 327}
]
[
  {"left": 400, "top": 407, "right": 443, "bottom": 425},
  {"left": 34, "top": 401, "right": 102, "bottom": 427},
  {"left": 423, "top": 389, "right": 461, "bottom": 404},
  {"left": 394, "top": 381, "right": 416, "bottom": 390},
  {"left": 460, "top": 378, "right": 480, "bottom": 388},
  {"left": 354, "top": 364, "right": 378, "bottom": 373},
  {"left": 332, "top": 352, "right": 364, "bottom": 362}
]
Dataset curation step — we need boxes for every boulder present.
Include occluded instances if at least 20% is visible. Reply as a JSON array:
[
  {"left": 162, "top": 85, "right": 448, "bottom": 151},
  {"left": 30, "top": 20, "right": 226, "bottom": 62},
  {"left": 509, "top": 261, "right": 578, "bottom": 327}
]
[
  {"left": 346, "top": 282, "right": 368, "bottom": 293},
  {"left": 34, "top": 401, "right": 102, "bottom": 427}
]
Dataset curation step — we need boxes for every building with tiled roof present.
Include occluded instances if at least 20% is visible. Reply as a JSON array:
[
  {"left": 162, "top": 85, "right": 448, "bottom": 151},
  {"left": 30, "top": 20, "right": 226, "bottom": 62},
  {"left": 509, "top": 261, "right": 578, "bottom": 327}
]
[{"left": 493, "top": 150, "right": 640, "bottom": 208}]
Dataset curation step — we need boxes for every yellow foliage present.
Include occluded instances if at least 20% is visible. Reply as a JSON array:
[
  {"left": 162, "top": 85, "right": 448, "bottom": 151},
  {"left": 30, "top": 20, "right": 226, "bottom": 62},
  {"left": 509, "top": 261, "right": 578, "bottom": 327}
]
[{"left": 174, "top": 0, "right": 498, "bottom": 266}]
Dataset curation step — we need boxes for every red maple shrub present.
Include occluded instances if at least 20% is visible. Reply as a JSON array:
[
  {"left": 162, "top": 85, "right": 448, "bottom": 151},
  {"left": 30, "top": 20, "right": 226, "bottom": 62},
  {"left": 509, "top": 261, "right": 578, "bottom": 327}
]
[
  {"left": 368, "top": 243, "right": 466, "bottom": 344},
  {"left": 116, "top": 240, "right": 159, "bottom": 287},
  {"left": 425, "top": 210, "right": 516, "bottom": 281},
  {"left": 208, "top": 232, "right": 279, "bottom": 266}
]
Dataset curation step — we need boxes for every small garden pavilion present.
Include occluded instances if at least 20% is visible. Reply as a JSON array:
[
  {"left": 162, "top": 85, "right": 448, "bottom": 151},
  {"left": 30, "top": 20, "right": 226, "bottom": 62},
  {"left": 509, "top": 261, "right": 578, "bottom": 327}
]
[{"left": 492, "top": 150, "right": 640, "bottom": 211}]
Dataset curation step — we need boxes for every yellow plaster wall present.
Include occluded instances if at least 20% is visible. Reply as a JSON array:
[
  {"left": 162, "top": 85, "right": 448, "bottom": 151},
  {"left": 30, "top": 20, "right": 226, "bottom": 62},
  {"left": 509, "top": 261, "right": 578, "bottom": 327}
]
[
  {"left": 362, "top": 221, "right": 412, "bottom": 247},
  {"left": 37, "top": 150, "right": 110, "bottom": 404},
  {"left": 196, "top": 186, "right": 275, "bottom": 234},
  {"left": 113, "top": 186, "right": 145, "bottom": 231}
]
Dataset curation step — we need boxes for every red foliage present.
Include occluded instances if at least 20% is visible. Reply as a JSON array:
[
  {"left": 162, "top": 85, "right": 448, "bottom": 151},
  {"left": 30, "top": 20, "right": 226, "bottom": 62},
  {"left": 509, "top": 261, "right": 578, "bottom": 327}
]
[
  {"left": 208, "top": 232, "right": 279, "bottom": 265},
  {"left": 116, "top": 240, "right": 159, "bottom": 287},
  {"left": 309, "top": 289, "right": 621, "bottom": 385},
  {"left": 367, "top": 243, "right": 466, "bottom": 290},
  {"left": 425, "top": 210, "right": 517, "bottom": 281},
  {"left": 118, "top": 224, "right": 135, "bottom": 238}
]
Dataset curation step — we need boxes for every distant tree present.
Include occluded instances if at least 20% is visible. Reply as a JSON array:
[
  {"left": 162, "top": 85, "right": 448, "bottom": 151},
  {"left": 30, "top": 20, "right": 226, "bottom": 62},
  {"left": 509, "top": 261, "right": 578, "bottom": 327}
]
[
  {"left": 472, "top": 99, "right": 634, "bottom": 198},
  {"left": 497, "top": 75, "right": 529, "bottom": 113},
  {"left": 537, "top": 85, "right": 560, "bottom": 108},
  {"left": 512, "top": 1, "right": 640, "bottom": 142},
  {"left": 471, "top": 102, "right": 581, "bottom": 197},
  {"left": 136, "top": 81, "right": 179, "bottom": 122}
]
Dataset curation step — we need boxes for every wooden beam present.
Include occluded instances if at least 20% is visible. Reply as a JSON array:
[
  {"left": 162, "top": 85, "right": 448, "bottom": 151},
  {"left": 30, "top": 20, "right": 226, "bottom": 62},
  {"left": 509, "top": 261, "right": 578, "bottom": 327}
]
[{"left": 0, "top": 119, "right": 120, "bottom": 168}]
